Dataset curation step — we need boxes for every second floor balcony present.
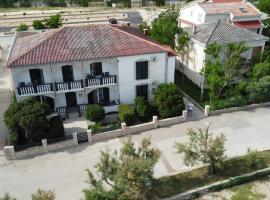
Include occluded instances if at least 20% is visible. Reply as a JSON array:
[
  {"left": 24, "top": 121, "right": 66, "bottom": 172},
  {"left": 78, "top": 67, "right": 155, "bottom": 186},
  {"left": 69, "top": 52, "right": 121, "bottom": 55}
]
[{"left": 16, "top": 75, "right": 118, "bottom": 97}]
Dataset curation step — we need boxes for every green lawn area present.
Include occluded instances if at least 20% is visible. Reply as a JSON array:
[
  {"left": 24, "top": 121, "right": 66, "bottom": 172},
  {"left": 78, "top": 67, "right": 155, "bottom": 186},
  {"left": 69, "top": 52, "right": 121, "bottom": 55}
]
[
  {"left": 174, "top": 70, "right": 209, "bottom": 107},
  {"left": 153, "top": 150, "right": 270, "bottom": 198}
]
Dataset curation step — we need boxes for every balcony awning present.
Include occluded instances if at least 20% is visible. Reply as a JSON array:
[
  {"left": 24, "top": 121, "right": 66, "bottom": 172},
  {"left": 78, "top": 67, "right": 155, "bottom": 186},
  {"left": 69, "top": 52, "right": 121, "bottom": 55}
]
[{"left": 234, "top": 20, "right": 261, "bottom": 29}]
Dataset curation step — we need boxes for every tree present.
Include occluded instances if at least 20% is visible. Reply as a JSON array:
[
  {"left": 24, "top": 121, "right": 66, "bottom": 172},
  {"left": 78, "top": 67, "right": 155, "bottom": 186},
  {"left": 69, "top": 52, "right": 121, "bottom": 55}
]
[
  {"left": 44, "top": 14, "right": 63, "bottom": 29},
  {"left": 0, "top": 193, "right": 16, "bottom": 200},
  {"left": 4, "top": 97, "right": 53, "bottom": 144},
  {"left": 257, "top": 0, "right": 270, "bottom": 14},
  {"left": 175, "top": 126, "right": 226, "bottom": 175},
  {"left": 31, "top": 189, "right": 55, "bottom": 200},
  {"left": 16, "top": 23, "right": 28, "bottom": 32},
  {"left": 150, "top": 12, "right": 180, "bottom": 48},
  {"left": 135, "top": 96, "right": 152, "bottom": 122},
  {"left": 83, "top": 137, "right": 160, "bottom": 200},
  {"left": 175, "top": 30, "right": 190, "bottom": 67},
  {"left": 252, "top": 62, "right": 270, "bottom": 79},
  {"left": 85, "top": 104, "right": 105, "bottom": 122},
  {"left": 33, "top": 20, "right": 46, "bottom": 30},
  {"left": 42, "top": 0, "right": 66, "bottom": 6},
  {"left": 247, "top": 76, "right": 270, "bottom": 103},
  {"left": 153, "top": 83, "right": 184, "bottom": 118}
]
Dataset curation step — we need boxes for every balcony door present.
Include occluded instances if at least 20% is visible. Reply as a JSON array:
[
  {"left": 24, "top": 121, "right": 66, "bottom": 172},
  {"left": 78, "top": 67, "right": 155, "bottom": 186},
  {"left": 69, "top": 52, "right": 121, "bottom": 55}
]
[
  {"left": 90, "top": 62, "right": 102, "bottom": 76},
  {"left": 29, "top": 69, "right": 44, "bottom": 85},
  {"left": 62, "top": 65, "right": 74, "bottom": 82},
  {"left": 65, "top": 92, "right": 77, "bottom": 107}
]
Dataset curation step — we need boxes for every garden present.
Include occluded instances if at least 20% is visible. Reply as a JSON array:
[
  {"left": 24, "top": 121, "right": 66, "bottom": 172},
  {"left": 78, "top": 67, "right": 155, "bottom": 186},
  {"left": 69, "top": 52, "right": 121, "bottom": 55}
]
[
  {"left": 4, "top": 97, "right": 65, "bottom": 147},
  {"left": 85, "top": 83, "right": 186, "bottom": 134}
]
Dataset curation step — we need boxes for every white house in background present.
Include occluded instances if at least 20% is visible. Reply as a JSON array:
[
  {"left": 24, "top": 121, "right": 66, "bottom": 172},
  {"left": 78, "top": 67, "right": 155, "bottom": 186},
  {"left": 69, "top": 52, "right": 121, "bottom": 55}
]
[
  {"left": 179, "top": 20, "right": 269, "bottom": 87},
  {"left": 178, "top": 0, "right": 264, "bottom": 34},
  {"left": 7, "top": 24, "right": 176, "bottom": 118}
]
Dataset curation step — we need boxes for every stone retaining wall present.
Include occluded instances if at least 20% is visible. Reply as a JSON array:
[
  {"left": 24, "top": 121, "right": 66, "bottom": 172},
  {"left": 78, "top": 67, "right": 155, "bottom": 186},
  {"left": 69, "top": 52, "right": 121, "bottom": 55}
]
[{"left": 92, "top": 129, "right": 124, "bottom": 142}]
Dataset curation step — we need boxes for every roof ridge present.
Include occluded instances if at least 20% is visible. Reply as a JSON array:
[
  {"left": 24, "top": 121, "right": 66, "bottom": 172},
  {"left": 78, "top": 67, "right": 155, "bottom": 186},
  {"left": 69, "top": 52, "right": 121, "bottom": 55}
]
[
  {"left": 107, "top": 25, "right": 172, "bottom": 54},
  {"left": 205, "top": 20, "right": 221, "bottom": 45},
  {"left": 8, "top": 28, "right": 63, "bottom": 68}
]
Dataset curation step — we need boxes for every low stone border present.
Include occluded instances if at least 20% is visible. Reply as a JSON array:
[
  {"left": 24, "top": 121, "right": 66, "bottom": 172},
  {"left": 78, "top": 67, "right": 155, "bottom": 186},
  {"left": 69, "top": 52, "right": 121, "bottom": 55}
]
[
  {"left": 208, "top": 102, "right": 270, "bottom": 116},
  {"left": 162, "top": 167, "right": 270, "bottom": 200},
  {"left": 4, "top": 110, "right": 188, "bottom": 160}
]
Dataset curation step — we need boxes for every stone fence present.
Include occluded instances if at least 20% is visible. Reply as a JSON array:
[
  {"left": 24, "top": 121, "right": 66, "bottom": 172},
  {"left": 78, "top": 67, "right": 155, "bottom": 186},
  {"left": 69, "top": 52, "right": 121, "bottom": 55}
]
[{"left": 4, "top": 110, "right": 187, "bottom": 160}]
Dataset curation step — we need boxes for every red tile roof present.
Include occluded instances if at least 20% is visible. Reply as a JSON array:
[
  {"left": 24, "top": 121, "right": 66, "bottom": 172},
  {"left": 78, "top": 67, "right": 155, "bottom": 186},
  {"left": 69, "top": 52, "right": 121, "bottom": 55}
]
[
  {"left": 7, "top": 25, "right": 175, "bottom": 68},
  {"left": 234, "top": 20, "right": 261, "bottom": 29}
]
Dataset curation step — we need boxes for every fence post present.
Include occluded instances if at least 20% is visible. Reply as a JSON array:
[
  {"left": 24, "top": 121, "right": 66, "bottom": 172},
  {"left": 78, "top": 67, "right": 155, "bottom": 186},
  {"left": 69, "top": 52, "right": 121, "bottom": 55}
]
[
  {"left": 121, "top": 122, "right": 127, "bottom": 135},
  {"left": 153, "top": 116, "right": 159, "bottom": 128},
  {"left": 182, "top": 110, "right": 188, "bottom": 120},
  {"left": 205, "top": 105, "right": 210, "bottom": 117},
  {"left": 87, "top": 129, "right": 93, "bottom": 143},
  {"left": 4, "top": 146, "right": 16, "bottom": 160},
  {"left": 42, "top": 139, "right": 48, "bottom": 153},
  {"left": 72, "top": 132, "right": 78, "bottom": 145}
]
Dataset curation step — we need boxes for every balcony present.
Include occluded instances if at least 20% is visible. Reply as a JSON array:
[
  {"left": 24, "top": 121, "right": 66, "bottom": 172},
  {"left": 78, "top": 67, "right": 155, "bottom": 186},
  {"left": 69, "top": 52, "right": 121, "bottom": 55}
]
[
  {"left": 17, "top": 83, "right": 53, "bottom": 96},
  {"left": 56, "top": 80, "right": 83, "bottom": 93},
  {"left": 85, "top": 75, "right": 117, "bottom": 88}
]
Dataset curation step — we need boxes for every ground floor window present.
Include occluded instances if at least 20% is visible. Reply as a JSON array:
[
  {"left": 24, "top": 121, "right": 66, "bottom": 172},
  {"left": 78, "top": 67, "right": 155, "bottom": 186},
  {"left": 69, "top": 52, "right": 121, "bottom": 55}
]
[
  {"left": 88, "top": 88, "right": 110, "bottom": 105},
  {"left": 136, "top": 84, "right": 148, "bottom": 100}
]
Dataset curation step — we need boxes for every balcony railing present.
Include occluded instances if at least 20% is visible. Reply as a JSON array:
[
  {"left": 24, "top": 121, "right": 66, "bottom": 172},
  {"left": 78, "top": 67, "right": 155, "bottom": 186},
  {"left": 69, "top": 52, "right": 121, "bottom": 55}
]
[
  {"left": 17, "top": 83, "right": 53, "bottom": 96},
  {"left": 56, "top": 80, "right": 83, "bottom": 92},
  {"left": 16, "top": 75, "right": 117, "bottom": 96},
  {"left": 86, "top": 75, "right": 117, "bottom": 88}
]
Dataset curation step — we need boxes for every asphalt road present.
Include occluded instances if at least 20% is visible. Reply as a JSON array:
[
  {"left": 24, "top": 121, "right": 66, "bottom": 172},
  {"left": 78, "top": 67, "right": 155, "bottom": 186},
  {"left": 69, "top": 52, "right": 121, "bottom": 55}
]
[{"left": 1, "top": 107, "right": 270, "bottom": 199}]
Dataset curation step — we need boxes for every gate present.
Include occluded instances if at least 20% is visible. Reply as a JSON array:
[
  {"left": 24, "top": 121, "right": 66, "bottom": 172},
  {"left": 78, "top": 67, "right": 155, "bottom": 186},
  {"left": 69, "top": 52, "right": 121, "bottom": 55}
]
[{"left": 77, "top": 132, "right": 88, "bottom": 144}]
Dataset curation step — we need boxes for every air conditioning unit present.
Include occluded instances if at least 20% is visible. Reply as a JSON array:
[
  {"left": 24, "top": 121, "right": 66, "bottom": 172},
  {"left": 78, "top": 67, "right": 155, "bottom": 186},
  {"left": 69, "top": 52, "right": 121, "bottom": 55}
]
[{"left": 150, "top": 56, "right": 157, "bottom": 62}]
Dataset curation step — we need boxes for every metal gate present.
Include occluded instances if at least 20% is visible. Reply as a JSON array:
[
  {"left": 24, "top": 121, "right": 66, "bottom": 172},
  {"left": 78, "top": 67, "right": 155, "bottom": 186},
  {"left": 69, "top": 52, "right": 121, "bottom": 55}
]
[{"left": 77, "top": 132, "right": 88, "bottom": 144}]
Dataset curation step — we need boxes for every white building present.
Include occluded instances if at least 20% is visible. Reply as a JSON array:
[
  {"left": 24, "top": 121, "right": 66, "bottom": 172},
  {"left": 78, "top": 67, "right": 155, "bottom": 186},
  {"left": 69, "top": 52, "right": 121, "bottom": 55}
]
[
  {"left": 178, "top": 0, "right": 264, "bottom": 34},
  {"left": 7, "top": 25, "right": 176, "bottom": 117},
  {"left": 179, "top": 20, "right": 269, "bottom": 87}
]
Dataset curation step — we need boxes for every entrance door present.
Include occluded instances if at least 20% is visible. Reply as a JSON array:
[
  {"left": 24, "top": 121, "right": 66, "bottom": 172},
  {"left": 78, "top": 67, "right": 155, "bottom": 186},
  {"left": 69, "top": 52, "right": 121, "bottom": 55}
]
[
  {"left": 62, "top": 65, "right": 74, "bottom": 82},
  {"left": 29, "top": 69, "right": 44, "bottom": 85},
  {"left": 65, "top": 92, "right": 77, "bottom": 107}
]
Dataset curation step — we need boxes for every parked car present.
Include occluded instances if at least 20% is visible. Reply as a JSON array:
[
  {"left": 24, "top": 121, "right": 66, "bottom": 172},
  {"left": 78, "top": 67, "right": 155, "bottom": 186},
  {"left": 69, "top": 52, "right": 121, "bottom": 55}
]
[{"left": 109, "top": 18, "right": 117, "bottom": 24}]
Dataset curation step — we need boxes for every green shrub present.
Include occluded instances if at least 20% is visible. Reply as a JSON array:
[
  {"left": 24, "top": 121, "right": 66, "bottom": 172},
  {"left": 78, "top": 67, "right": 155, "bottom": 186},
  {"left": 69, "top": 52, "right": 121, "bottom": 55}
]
[
  {"left": 135, "top": 96, "right": 152, "bottom": 122},
  {"left": 32, "top": 20, "right": 45, "bottom": 30},
  {"left": 85, "top": 104, "right": 105, "bottom": 122},
  {"left": 47, "top": 114, "right": 64, "bottom": 139},
  {"left": 44, "top": 14, "right": 63, "bottom": 29},
  {"left": 8, "top": 131, "right": 17, "bottom": 145},
  {"left": 245, "top": 148, "right": 261, "bottom": 169},
  {"left": 16, "top": 23, "right": 28, "bottom": 32},
  {"left": 153, "top": 83, "right": 185, "bottom": 118},
  {"left": 247, "top": 76, "right": 270, "bottom": 103},
  {"left": 119, "top": 104, "right": 135, "bottom": 125}
]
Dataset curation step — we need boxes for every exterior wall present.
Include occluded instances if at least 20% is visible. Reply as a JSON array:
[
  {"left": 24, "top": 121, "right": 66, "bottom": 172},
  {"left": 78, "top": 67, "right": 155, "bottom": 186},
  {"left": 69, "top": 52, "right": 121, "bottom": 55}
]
[
  {"left": 179, "top": 4, "right": 206, "bottom": 27},
  {"left": 117, "top": 53, "right": 174, "bottom": 104},
  {"left": 204, "top": 14, "right": 230, "bottom": 23}
]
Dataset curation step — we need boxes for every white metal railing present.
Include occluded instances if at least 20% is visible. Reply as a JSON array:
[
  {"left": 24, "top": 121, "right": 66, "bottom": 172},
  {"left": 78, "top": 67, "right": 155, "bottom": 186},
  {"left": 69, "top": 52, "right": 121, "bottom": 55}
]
[
  {"left": 86, "top": 76, "right": 117, "bottom": 88},
  {"left": 18, "top": 83, "right": 53, "bottom": 96},
  {"left": 87, "top": 78, "right": 101, "bottom": 87},
  {"left": 56, "top": 80, "right": 82, "bottom": 92},
  {"left": 103, "top": 76, "right": 116, "bottom": 86},
  {"left": 57, "top": 82, "right": 69, "bottom": 91}
]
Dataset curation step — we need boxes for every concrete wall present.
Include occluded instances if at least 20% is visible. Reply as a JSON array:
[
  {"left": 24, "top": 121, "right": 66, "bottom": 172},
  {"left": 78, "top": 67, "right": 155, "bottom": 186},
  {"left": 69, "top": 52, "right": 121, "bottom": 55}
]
[
  {"left": 118, "top": 53, "right": 175, "bottom": 104},
  {"left": 92, "top": 129, "right": 124, "bottom": 142}
]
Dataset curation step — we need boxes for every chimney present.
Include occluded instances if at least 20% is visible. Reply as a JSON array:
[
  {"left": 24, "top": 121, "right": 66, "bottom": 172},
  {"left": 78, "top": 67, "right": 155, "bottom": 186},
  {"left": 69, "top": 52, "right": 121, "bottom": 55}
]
[{"left": 192, "top": 25, "right": 196, "bottom": 34}]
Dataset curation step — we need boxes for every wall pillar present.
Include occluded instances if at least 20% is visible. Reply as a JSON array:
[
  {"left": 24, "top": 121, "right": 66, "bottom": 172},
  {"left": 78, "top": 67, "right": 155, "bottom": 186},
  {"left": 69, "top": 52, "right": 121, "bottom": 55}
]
[
  {"left": 153, "top": 116, "right": 159, "bottom": 128},
  {"left": 4, "top": 146, "right": 16, "bottom": 160},
  {"left": 182, "top": 110, "right": 188, "bottom": 120},
  {"left": 72, "top": 132, "right": 78, "bottom": 145},
  {"left": 205, "top": 105, "right": 210, "bottom": 117},
  {"left": 121, "top": 122, "right": 127, "bottom": 135},
  {"left": 42, "top": 139, "right": 48, "bottom": 153},
  {"left": 87, "top": 129, "right": 93, "bottom": 143}
]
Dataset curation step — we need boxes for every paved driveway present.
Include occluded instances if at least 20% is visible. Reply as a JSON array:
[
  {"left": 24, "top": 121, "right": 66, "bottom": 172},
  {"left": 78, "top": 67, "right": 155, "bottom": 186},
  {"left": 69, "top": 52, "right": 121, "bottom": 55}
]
[{"left": 1, "top": 107, "right": 270, "bottom": 199}]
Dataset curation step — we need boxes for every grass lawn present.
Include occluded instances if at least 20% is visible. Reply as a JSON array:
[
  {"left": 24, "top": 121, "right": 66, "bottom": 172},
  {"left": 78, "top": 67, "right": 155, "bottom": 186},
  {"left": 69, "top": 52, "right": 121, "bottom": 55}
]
[
  {"left": 175, "top": 70, "right": 209, "bottom": 107},
  {"left": 153, "top": 150, "right": 270, "bottom": 198}
]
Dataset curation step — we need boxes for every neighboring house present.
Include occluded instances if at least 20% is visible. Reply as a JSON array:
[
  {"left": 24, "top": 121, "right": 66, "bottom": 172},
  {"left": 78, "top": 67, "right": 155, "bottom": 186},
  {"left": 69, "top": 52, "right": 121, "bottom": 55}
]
[
  {"left": 178, "top": 0, "right": 264, "bottom": 34},
  {"left": 179, "top": 20, "right": 269, "bottom": 87},
  {"left": 7, "top": 24, "right": 176, "bottom": 117}
]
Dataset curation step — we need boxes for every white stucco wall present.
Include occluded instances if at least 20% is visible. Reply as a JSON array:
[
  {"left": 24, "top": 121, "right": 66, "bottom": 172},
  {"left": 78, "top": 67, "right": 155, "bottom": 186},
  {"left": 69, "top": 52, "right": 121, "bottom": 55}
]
[
  {"left": 179, "top": 4, "right": 205, "bottom": 27},
  {"left": 117, "top": 53, "right": 175, "bottom": 104}
]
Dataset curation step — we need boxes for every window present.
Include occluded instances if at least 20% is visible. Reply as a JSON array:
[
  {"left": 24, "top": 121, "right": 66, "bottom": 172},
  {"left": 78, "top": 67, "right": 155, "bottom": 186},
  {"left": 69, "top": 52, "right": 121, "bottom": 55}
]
[
  {"left": 136, "top": 61, "right": 148, "bottom": 80},
  {"left": 136, "top": 85, "right": 148, "bottom": 100},
  {"left": 90, "top": 62, "right": 102, "bottom": 76}
]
